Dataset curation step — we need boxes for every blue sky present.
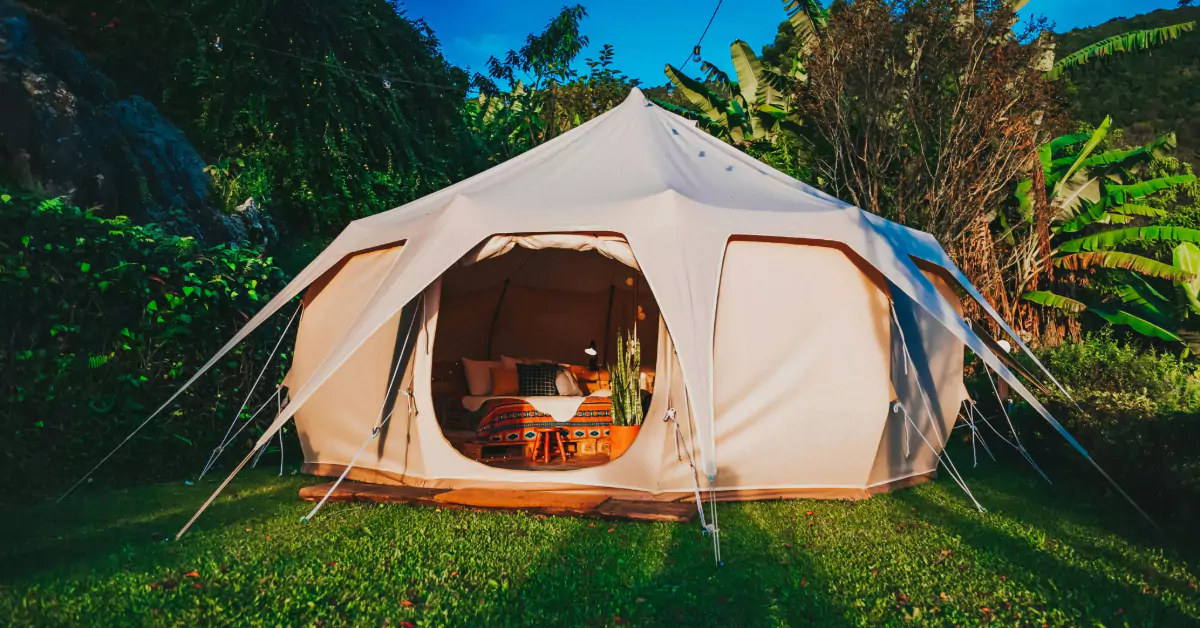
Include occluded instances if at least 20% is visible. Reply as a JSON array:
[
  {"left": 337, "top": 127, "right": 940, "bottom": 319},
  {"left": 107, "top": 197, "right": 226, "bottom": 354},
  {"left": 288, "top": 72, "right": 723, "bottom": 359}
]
[{"left": 401, "top": 1, "right": 1181, "bottom": 86}]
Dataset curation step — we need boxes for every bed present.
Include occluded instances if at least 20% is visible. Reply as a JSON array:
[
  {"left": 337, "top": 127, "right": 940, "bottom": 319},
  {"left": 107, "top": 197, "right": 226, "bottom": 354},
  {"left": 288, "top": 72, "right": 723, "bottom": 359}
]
[{"left": 471, "top": 395, "right": 614, "bottom": 449}]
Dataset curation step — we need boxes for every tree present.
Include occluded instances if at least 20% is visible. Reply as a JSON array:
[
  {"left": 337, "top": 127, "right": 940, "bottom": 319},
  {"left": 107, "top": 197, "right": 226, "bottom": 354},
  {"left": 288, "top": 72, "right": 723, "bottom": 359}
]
[
  {"left": 28, "top": 0, "right": 479, "bottom": 237},
  {"left": 479, "top": 5, "right": 590, "bottom": 148},
  {"left": 465, "top": 7, "right": 638, "bottom": 163},
  {"left": 798, "top": 0, "right": 1062, "bottom": 316}
]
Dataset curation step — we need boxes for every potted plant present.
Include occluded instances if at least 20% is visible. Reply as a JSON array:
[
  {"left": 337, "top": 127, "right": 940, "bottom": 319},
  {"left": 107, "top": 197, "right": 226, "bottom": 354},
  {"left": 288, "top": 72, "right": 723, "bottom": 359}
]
[{"left": 608, "top": 330, "right": 643, "bottom": 458}]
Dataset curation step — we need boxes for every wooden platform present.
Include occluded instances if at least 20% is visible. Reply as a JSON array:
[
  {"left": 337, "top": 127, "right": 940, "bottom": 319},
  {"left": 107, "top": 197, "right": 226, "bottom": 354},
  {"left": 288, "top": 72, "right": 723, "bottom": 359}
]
[{"left": 298, "top": 482, "right": 696, "bottom": 523}]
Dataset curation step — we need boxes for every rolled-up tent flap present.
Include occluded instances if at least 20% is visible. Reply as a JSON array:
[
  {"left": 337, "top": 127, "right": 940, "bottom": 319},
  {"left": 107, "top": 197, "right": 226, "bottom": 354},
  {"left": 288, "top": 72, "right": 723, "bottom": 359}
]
[{"left": 461, "top": 234, "right": 640, "bottom": 269}]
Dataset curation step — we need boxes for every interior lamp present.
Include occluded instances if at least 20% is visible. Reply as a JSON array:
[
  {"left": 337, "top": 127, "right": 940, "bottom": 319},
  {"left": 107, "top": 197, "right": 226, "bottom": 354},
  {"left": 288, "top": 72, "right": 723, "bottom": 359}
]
[{"left": 585, "top": 340, "right": 598, "bottom": 371}]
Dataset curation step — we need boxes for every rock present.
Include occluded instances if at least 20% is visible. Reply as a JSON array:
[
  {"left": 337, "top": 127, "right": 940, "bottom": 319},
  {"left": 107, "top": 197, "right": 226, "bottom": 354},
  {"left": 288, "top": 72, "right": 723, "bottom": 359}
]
[{"left": 0, "top": 0, "right": 253, "bottom": 244}]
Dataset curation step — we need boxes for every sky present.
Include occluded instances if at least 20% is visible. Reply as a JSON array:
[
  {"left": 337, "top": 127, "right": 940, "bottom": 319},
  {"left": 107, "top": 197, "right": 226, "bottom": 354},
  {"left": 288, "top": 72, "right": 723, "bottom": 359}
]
[{"left": 401, "top": 0, "right": 1181, "bottom": 86}]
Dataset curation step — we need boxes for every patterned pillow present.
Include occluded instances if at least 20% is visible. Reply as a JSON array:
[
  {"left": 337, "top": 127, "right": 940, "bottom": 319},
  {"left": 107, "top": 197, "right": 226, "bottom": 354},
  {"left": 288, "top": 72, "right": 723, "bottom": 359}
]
[{"left": 516, "top": 363, "right": 560, "bottom": 396}]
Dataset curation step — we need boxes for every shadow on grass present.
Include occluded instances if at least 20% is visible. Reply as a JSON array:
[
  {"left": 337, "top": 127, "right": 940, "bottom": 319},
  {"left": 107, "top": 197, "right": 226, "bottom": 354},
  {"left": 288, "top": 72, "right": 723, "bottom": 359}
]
[
  {"left": 892, "top": 483, "right": 1196, "bottom": 624},
  {"left": 0, "top": 471, "right": 307, "bottom": 584},
  {"left": 450, "top": 500, "right": 852, "bottom": 626}
]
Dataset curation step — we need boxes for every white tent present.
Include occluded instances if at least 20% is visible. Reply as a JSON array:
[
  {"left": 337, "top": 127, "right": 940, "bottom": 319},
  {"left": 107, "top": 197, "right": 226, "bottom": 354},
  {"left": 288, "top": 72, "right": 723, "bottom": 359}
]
[{"left": 75, "top": 88, "right": 1126, "bottom": 535}]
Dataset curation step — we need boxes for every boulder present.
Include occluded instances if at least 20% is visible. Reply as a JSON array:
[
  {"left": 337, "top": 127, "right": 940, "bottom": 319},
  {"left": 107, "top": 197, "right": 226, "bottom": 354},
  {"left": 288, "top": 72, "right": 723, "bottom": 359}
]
[{"left": 0, "top": 0, "right": 251, "bottom": 244}]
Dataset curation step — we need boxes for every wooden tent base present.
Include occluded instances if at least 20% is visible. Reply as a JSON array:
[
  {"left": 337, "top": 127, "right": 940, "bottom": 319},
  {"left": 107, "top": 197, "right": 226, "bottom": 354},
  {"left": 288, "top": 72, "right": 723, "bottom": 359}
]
[{"left": 298, "top": 482, "right": 697, "bottom": 523}]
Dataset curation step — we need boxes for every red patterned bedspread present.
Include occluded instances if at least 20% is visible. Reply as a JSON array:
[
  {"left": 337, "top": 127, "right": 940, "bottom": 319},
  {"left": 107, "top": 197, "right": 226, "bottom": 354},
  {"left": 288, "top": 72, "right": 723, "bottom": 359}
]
[{"left": 474, "top": 396, "right": 613, "bottom": 443}]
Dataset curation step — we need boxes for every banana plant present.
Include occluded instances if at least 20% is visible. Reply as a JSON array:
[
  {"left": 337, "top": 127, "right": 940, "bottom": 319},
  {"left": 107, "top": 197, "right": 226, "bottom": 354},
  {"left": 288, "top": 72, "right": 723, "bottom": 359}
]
[
  {"left": 1008, "top": 1, "right": 1195, "bottom": 81},
  {"left": 1043, "top": 20, "right": 1196, "bottom": 81},
  {"left": 1016, "top": 120, "right": 1200, "bottom": 349},
  {"left": 656, "top": 0, "right": 824, "bottom": 143}
]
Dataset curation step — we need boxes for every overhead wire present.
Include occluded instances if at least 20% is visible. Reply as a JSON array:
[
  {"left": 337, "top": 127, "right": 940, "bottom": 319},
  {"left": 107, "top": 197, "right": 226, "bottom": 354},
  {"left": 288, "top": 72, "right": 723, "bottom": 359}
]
[{"left": 679, "top": 0, "right": 725, "bottom": 71}]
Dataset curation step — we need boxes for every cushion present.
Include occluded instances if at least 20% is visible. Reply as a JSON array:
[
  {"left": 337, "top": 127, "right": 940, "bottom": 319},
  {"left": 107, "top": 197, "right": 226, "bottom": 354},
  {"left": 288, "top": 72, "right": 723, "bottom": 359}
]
[
  {"left": 490, "top": 367, "right": 520, "bottom": 396},
  {"left": 556, "top": 367, "right": 584, "bottom": 396},
  {"left": 462, "top": 358, "right": 501, "bottom": 396},
  {"left": 517, "top": 363, "right": 560, "bottom": 397}
]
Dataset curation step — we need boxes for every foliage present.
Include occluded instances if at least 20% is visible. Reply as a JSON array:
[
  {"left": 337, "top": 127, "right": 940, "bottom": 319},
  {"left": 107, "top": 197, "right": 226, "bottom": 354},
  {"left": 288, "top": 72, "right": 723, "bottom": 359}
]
[
  {"left": 0, "top": 188, "right": 293, "bottom": 504},
  {"left": 467, "top": 37, "right": 640, "bottom": 164},
  {"left": 658, "top": 0, "right": 818, "bottom": 144},
  {"left": 3, "top": 469, "right": 1199, "bottom": 624},
  {"left": 1055, "top": 6, "right": 1200, "bottom": 169},
  {"left": 799, "top": 0, "right": 1062, "bottom": 318},
  {"left": 1008, "top": 121, "right": 1200, "bottom": 349},
  {"left": 608, "top": 330, "right": 643, "bottom": 427},
  {"left": 465, "top": 7, "right": 639, "bottom": 164},
  {"left": 29, "top": 0, "right": 479, "bottom": 236},
  {"left": 1045, "top": 20, "right": 1196, "bottom": 81},
  {"left": 983, "top": 331, "right": 1200, "bottom": 519}
]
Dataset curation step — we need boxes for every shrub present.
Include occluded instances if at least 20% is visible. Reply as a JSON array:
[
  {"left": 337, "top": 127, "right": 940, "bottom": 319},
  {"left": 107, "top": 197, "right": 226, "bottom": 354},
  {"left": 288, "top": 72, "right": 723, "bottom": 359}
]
[
  {"left": 970, "top": 330, "right": 1200, "bottom": 520},
  {"left": 0, "top": 189, "right": 294, "bottom": 504}
]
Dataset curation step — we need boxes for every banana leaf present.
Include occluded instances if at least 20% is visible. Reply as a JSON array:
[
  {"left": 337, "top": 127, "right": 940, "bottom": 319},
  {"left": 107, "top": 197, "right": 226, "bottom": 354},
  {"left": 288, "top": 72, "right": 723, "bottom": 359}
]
[
  {"left": 1113, "top": 275, "right": 1174, "bottom": 320},
  {"left": 782, "top": 0, "right": 828, "bottom": 54},
  {"left": 1055, "top": 200, "right": 1108, "bottom": 233},
  {"left": 1045, "top": 21, "right": 1196, "bottom": 80},
  {"left": 1057, "top": 225, "right": 1200, "bottom": 253},
  {"left": 1174, "top": 242, "right": 1200, "bottom": 315},
  {"left": 1105, "top": 174, "right": 1197, "bottom": 206},
  {"left": 1021, "top": 290, "right": 1086, "bottom": 313},
  {"left": 663, "top": 64, "right": 732, "bottom": 123},
  {"left": 730, "top": 41, "right": 763, "bottom": 111},
  {"left": 1054, "top": 251, "right": 1194, "bottom": 281},
  {"left": 1050, "top": 117, "right": 1110, "bottom": 199},
  {"left": 1089, "top": 306, "right": 1183, "bottom": 343},
  {"left": 1106, "top": 203, "right": 1167, "bottom": 219}
]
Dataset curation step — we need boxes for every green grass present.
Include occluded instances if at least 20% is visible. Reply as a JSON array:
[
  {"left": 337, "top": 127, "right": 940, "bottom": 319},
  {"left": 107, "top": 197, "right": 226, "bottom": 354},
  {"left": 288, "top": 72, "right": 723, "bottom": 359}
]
[{"left": 1, "top": 462, "right": 1198, "bottom": 626}]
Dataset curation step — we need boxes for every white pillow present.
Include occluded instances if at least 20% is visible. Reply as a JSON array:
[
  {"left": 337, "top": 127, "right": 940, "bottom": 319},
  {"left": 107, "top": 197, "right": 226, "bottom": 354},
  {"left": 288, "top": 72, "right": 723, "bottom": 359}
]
[
  {"left": 556, "top": 367, "right": 583, "bottom": 396},
  {"left": 462, "top": 357, "right": 501, "bottom": 396}
]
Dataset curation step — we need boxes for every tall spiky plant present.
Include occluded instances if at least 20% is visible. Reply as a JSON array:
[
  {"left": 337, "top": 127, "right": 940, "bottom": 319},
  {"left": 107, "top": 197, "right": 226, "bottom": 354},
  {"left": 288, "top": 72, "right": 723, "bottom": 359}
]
[{"left": 608, "top": 330, "right": 643, "bottom": 427}]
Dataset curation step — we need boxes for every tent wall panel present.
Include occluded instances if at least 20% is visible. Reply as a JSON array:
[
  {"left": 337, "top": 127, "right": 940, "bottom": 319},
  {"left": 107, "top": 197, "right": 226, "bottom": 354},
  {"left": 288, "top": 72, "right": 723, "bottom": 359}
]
[
  {"left": 867, "top": 272, "right": 967, "bottom": 486},
  {"left": 287, "top": 246, "right": 410, "bottom": 468},
  {"left": 711, "top": 241, "right": 892, "bottom": 490}
]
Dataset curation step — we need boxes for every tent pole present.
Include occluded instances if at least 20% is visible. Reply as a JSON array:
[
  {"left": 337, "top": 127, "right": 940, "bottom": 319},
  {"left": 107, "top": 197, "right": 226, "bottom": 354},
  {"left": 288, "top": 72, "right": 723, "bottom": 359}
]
[
  {"left": 602, "top": 285, "right": 614, "bottom": 365},
  {"left": 176, "top": 445, "right": 261, "bottom": 540},
  {"left": 486, "top": 279, "right": 509, "bottom": 360}
]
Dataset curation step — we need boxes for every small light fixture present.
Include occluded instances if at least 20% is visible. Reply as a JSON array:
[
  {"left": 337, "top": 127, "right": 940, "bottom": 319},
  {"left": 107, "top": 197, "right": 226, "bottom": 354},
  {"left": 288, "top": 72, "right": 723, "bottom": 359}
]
[{"left": 585, "top": 340, "right": 598, "bottom": 371}]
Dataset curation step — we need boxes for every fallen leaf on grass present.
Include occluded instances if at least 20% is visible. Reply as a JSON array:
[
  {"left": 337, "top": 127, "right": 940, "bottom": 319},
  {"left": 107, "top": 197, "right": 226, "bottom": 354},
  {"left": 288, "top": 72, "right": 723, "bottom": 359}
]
[
  {"left": 184, "top": 571, "right": 200, "bottom": 578},
  {"left": 400, "top": 600, "right": 414, "bottom": 607},
  {"left": 940, "top": 549, "right": 952, "bottom": 555}
]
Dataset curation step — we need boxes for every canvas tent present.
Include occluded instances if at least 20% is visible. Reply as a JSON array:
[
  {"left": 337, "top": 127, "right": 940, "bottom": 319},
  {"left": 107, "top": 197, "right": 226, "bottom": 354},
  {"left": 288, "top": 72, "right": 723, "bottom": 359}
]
[{"left": 70, "top": 88, "right": 1127, "bottom": 537}]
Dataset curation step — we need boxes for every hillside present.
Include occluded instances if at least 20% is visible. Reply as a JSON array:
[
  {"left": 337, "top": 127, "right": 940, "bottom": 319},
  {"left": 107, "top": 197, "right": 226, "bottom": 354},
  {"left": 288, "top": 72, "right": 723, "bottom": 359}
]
[{"left": 1055, "top": 6, "right": 1200, "bottom": 165}]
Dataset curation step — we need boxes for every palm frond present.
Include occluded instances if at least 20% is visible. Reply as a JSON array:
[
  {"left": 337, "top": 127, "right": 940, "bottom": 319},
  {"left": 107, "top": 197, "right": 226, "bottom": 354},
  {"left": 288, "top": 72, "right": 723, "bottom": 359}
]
[{"left": 1046, "top": 21, "right": 1196, "bottom": 81}]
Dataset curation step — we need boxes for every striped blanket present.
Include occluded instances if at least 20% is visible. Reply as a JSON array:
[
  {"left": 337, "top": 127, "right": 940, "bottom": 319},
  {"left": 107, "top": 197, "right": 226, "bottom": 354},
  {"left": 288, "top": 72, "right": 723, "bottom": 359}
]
[{"left": 474, "top": 396, "right": 613, "bottom": 443}]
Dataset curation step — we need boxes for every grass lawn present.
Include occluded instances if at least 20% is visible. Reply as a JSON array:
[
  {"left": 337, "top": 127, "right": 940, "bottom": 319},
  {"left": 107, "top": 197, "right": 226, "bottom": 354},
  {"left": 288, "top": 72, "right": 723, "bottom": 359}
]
[{"left": 1, "top": 460, "right": 1198, "bottom": 626}]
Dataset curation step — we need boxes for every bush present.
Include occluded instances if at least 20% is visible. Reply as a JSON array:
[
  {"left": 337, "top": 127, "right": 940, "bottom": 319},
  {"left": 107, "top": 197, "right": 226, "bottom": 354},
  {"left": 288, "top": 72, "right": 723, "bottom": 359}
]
[
  {"left": 970, "top": 330, "right": 1200, "bottom": 520},
  {"left": 0, "top": 189, "right": 294, "bottom": 504}
]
